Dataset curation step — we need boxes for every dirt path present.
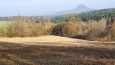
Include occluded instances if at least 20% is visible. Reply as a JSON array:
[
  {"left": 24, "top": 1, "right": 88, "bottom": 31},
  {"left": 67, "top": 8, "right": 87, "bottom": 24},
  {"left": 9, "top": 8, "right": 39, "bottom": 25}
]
[{"left": 0, "top": 35, "right": 115, "bottom": 48}]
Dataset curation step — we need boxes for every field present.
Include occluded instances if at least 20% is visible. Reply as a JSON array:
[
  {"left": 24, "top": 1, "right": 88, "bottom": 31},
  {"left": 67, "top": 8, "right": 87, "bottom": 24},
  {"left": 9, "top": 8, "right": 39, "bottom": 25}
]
[
  {"left": 0, "top": 35, "right": 115, "bottom": 65},
  {"left": 0, "top": 21, "right": 13, "bottom": 28}
]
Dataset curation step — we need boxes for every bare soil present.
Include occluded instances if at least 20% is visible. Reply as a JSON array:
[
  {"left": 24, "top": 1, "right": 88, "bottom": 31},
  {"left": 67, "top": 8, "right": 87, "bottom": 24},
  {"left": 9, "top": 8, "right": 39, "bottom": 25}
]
[{"left": 0, "top": 35, "right": 115, "bottom": 65}]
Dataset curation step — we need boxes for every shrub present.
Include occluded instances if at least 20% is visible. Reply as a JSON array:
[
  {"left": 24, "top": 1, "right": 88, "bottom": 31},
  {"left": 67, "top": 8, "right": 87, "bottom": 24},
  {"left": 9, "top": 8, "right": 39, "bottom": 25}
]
[
  {"left": 86, "top": 29, "right": 102, "bottom": 40},
  {"left": 49, "top": 23, "right": 57, "bottom": 35},
  {"left": 28, "top": 22, "right": 45, "bottom": 37},
  {"left": 42, "top": 21, "right": 52, "bottom": 35},
  {"left": 86, "top": 19, "right": 107, "bottom": 40},
  {"left": 52, "top": 22, "right": 66, "bottom": 36},
  {"left": 109, "top": 22, "right": 115, "bottom": 40},
  {"left": 6, "top": 15, "right": 29, "bottom": 37},
  {"left": 62, "top": 22, "right": 77, "bottom": 37},
  {"left": 0, "top": 28, "right": 6, "bottom": 37}
]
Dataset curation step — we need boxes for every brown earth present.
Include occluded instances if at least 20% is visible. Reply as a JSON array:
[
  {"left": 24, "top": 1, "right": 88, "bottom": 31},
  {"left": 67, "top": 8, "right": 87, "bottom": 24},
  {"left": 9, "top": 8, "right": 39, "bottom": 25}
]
[
  {"left": 0, "top": 35, "right": 115, "bottom": 48},
  {"left": 0, "top": 35, "right": 115, "bottom": 65}
]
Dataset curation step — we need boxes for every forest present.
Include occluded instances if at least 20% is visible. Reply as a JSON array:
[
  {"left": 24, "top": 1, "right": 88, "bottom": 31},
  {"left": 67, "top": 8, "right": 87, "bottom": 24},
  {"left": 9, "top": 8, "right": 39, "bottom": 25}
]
[
  {"left": 0, "top": 8, "right": 115, "bottom": 41},
  {"left": 51, "top": 8, "right": 115, "bottom": 23},
  {"left": 0, "top": 8, "right": 115, "bottom": 23}
]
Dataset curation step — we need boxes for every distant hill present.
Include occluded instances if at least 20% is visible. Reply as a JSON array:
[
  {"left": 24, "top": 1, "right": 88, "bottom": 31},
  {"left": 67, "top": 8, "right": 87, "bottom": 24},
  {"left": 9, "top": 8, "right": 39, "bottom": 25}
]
[
  {"left": 55, "top": 4, "right": 93, "bottom": 15},
  {"left": 51, "top": 8, "right": 115, "bottom": 23}
]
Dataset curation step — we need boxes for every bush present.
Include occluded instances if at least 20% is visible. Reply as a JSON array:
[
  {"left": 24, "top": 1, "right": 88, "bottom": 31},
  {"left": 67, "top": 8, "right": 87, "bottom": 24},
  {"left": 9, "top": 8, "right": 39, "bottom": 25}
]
[
  {"left": 86, "top": 19, "right": 107, "bottom": 40},
  {"left": 0, "top": 28, "right": 6, "bottom": 37},
  {"left": 86, "top": 29, "right": 103, "bottom": 40},
  {"left": 6, "top": 15, "right": 29, "bottom": 37},
  {"left": 62, "top": 22, "right": 77, "bottom": 37},
  {"left": 49, "top": 23, "right": 57, "bottom": 35},
  {"left": 109, "top": 22, "right": 115, "bottom": 40},
  {"left": 42, "top": 21, "right": 52, "bottom": 35},
  {"left": 52, "top": 22, "right": 66, "bottom": 36},
  {"left": 28, "top": 22, "right": 45, "bottom": 37}
]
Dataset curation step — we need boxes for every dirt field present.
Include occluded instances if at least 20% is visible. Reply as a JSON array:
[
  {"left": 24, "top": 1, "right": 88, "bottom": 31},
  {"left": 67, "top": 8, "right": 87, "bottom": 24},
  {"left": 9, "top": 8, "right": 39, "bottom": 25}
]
[
  {"left": 0, "top": 35, "right": 115, "bottom": 48},
  {"left": 0, "top": 35, "right": 115, "bottom": 65}
]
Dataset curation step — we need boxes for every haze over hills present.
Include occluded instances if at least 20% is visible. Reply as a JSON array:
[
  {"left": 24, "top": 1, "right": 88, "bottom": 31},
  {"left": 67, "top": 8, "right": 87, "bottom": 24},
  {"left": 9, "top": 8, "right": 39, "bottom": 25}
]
[
  {"left": 55, "top": 4, "right": 94, "bottom": 15},
  {"left": 0, "top": 0, "right": 115, "bottom": 16}
]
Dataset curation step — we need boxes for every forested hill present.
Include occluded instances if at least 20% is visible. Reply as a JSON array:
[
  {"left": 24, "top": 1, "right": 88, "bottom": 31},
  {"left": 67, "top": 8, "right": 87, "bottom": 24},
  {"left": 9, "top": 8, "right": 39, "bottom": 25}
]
[
  {"left": 50, "top": 8, "right": 115, "bottom": 23},
  {"left": 55, "top": 4, "right": 93, "bottom": 15},
  {"left": 0, "top": 8, "right": 115, "bottom": 23}
]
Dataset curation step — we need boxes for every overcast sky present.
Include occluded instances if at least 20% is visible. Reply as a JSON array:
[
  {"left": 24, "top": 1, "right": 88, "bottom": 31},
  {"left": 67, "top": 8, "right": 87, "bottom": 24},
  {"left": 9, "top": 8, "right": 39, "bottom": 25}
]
[{"left": 0, "top": 0, "right": 115, "bottom": 16}]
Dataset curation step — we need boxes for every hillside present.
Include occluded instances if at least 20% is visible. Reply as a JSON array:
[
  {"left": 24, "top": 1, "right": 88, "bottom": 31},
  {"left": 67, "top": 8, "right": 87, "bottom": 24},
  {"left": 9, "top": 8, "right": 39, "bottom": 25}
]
[
  {"left": 55, "top": 4, "right": 93, "bottom": 15},
  {"left": 51, "top": 8, "right": 115, "bottom": 23},
  {"left": 0, "top": 8, "right": 115, "bottom": 23}
]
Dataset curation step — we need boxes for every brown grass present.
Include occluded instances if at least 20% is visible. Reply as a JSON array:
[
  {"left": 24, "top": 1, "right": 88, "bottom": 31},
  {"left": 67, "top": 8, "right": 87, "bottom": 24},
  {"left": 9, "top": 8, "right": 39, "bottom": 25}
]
[{"left": 0, "top": 35, "right": 115, "bottom": 65}]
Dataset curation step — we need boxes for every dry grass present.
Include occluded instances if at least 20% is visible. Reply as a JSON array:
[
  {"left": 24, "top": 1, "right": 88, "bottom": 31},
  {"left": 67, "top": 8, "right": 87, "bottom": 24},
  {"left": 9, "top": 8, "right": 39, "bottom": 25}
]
[
  {"left": 0, "top": 35, "right": 115, "bottom": 65},
  {"left": 0, "top": 35, "right": 115, "bottom": 48}
]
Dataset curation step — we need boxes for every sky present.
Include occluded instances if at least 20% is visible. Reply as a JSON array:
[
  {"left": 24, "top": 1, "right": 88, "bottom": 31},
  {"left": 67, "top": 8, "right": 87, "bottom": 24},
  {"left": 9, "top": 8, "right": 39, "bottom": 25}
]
[{"left": 0, "top": 0, "right": 115, "bottom": 16}]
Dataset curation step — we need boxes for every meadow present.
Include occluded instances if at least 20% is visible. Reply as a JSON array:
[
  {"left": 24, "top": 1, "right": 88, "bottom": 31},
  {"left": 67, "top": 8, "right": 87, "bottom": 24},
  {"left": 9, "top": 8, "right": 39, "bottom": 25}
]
[
  {"left": 0, "top": 2, "right": 115, "bottom": 65},
  {"left": 0, "top": 21, "right": 13, "bottom": 28},
  {"left": 0, "top": 36, "right": 114, "bottom": 65}
]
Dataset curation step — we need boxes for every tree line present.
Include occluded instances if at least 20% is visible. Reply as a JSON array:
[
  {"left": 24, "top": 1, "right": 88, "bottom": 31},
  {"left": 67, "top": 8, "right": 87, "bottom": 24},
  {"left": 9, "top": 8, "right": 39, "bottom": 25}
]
[
  {"left": 0, "top": 8, "right": 115, "bottom": 41},
  {"left": 0, "top": 15, "right": 115, "bottom": 41},
  {"left": 1, "top": 8, "right": 115, "bottom": 24},
  {"left": 51, "top": 8, "right": 115, "bottom": 23}
]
